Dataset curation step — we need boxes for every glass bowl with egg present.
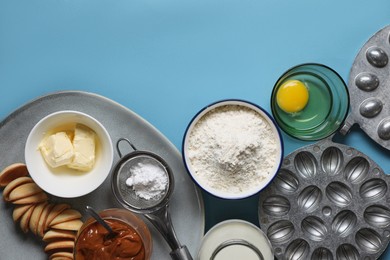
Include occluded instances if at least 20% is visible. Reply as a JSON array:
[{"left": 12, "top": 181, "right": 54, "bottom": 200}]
[
  {"left": 182, "top": 99, "right": 283, "bottom": 199},
  {"left": 271, "top": 63, "right": 349, "bottom": 140},
  {"left": 24, "top": 110, "right": 113, "bottom": 198}
]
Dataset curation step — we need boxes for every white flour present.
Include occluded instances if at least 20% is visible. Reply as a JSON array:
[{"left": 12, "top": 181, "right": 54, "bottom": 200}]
[
  {"left": 126, "top": 162, "right": 168, "bottom": 200},
  {"left": 187, "top": 104, "right": 279, "bottom": 194}
]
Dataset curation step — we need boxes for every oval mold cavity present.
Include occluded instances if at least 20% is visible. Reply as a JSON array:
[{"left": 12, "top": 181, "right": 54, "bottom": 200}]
[
  {"left": 336, "top": 244, "right": 360, "bottom": 260},
  {"left": 344, "top": 157, "right": 369, "bottom": 184},
  {"left": 262, "top": 195, "right": 291, "bottom": 217},
  {"left": 274, "top": 169, "right": 299, "bottom": 194},
  {"left": 360, "top": 178, "right": 387, "bottom": 201},
  {"left": 311, "top": 247, "right": 333, "bottom": 260},
  {"left": 378, "top": 118, "right": 390, "bottom": 140},
  {"left": 332, "top": 210, "right": 358, "bottom": 237},
  {"left": 359, "top": 98, "right": 383, "bottom": 118},
  {"left": 285, "top": 239, "right": 310, "bottom": 260},
  {"left": 355, "top": 228, "right": 382, "bottom": 253},
  {"left": 321, "top": 146, "right": 343, "bottom": 176},
  {"left": 366, "top": 46, "right": 388, "bottom": 68},
  {"left": 326, "top": 182, "right": 353, "bottom": 207},
  {"left": 355, "top": 72, "right": 380, "bottom": 91},
  {"left": 297, "top": 185, "right": 322, "bottom": 213},
  {"left": 364, "top": 205, "right": 390, "bottom": 228},
  {"left": 301, "top": 216, "right": 327, "bottom": 242},
  {"left": 294, "top": 151, "right": 317, "bottom": 179},
  {"left": 267, "top": 220, "right": 295, "bottom": 244}
]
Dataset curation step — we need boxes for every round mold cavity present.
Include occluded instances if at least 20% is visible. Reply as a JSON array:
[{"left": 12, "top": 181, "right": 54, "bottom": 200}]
[
  {"left": 378, "top": 117, "right": 390, "bottom": 140},
  {"left": 355, "top": 228, "right": 382, "bottom": 253},
  {"left": 331, "top": 210, "right": 358, "bottom": 238},
  {"left": 301, "top": 216, "right": 327, "bottom": 242},
  {"left": 267, "top": 220, "right": 295, "bottom": 244},
  {"left": 321, "top": 146, "right": 343, "bottom": 176},
  {"left": 322, "top": 206, "right": 332, "bottom": 217},
  {"left": 336, "top": 244, "right": 360, "bottom": 260},
  {"left": 326, "top": 182, "right": 353, "bottom": 207},
  {"left": 262, "top": 195, "right": 291, "bottom": 217},
  {"left": 359, "top": 178, "right": 388, "bottom": 201},
  {"left": 359, "top": 98, "right": 383, "bottom": 118},
  {"left": 344, "top": 157, "right": 370, "bottom": 184},
  {"left": 274, "top": 169, "right": 299, "bottom": 194},
  {"left": 366, "top": 46, "right": 388, "bottom": 68},
  {"left": 297, "top": 185, "right": 322, "bottom": 213},
  {"left": 294, "top": 151, "right": 317, "bottom": 179},
  {"left": 285, "top": 239, "right": 310, "bottom": 260},
  {"left": 364, "top": 205, "right": 390, "bottom": 228},
  {"left": 311, "top": 247, "right": 333, "bottom": 260},
  {"left": 354, "top": 72, "right": 380, "bottom": 91}
]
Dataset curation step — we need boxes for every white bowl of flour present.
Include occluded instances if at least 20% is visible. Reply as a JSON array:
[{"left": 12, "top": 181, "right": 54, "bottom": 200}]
[{"left": 182, "top": 100, "right": 283, "bottom": 199}]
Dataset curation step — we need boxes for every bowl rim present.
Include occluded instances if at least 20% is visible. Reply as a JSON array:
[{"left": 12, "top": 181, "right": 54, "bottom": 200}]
[
  {"left": 270, "top": 62, "right": 350, "bottom": 141},
  {"left": 74, "top": 208, "right": 153, "bottom": 259},
  {"left": 182, "top": 99, "right": 284, "bottom": 200},
  {"left": 24, "top": 110, "right": 114, "bottom": 198}
]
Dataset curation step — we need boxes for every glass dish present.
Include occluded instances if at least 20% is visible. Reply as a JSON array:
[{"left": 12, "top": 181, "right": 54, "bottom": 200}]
[
  {"left": 74, "top": 208, "right": 153, "bottom": 260},
  {"left": 271, "top": 63, "right": 349, "bottom": 141}
]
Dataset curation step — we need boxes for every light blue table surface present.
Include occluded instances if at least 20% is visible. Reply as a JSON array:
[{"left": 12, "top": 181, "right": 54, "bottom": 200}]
[{"left": 1, "top": 0, "right": 390, "bottom": 258}]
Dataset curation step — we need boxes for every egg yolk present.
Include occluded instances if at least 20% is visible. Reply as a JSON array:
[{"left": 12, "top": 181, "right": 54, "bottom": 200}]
[{"left": 276, "top": 80, "right": 309, "bottom": 113}]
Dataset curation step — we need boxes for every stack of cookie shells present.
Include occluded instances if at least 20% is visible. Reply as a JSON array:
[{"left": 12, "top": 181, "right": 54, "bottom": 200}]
[{"left": 0, "top": 163, "right": 83, "bottom": 260}]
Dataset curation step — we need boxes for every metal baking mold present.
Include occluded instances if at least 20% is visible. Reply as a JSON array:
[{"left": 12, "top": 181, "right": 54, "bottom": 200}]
[
  {"left": 340, "top": 25, "right": 390, "bottom": 150},
  {"left": 258, "top": 137, "right": 390, "bottom": 260}
]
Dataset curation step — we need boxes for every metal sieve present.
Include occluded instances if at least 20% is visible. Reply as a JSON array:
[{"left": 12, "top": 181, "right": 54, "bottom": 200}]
[{"left": 112, "top": 138, "right": 193, "bottom": 260}]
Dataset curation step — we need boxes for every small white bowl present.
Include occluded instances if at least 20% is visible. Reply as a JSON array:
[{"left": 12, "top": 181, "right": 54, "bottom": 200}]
[
  {"left": 182, "top": 100, "right": 283, "bottom": 199},
  {"left": 25, "top": 110, "right": 114, "bottom": 198}
]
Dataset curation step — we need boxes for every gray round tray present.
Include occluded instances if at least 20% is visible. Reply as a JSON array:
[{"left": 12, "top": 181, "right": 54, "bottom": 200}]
[
  {"left": 341, "top": 24, "right": 390, "bottom": 150},
  {"left": 258, "top": 137, "right": 390, "bottom": 260},
  {"left": 0, "top": 91, "right": 204, "bottom": 259}
]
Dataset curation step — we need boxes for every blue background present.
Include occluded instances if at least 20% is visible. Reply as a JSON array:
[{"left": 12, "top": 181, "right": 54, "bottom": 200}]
[{"left": 1, "top": 0, "right": 390, "bottom": 258}]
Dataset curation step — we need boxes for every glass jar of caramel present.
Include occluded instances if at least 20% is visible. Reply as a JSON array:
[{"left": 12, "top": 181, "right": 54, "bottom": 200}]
[{"left": 74, "top": 208, "right": 152, "bottom": 260}]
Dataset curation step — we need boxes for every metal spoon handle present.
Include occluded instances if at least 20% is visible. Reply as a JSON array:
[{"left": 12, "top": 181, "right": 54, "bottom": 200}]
[{"left": 85, "top": 206, "right": 115, "bottom": 235}]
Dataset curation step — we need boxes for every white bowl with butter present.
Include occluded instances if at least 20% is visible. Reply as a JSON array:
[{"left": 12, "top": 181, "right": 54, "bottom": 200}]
[{"left": 25, "top": 110, "right": 113, "bottom": 198}]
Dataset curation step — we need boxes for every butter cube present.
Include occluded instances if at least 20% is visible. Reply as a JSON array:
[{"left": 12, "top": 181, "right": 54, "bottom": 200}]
[
  {"left": 39, "top": 132, "right": 75, "bottom": 168},
  {"left": 68, "top": 124, "right": 96, "bottom": 171}
]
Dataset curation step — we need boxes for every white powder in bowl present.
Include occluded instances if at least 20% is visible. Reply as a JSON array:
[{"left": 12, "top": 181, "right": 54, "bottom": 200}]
[{"left": 186, "top": 104, "right": 280, "bottom": 196}]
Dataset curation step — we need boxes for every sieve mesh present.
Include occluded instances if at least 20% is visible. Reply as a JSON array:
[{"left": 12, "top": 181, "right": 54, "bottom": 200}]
[{"left": 113, "top": 153, "right": 173, "bottom": 213}]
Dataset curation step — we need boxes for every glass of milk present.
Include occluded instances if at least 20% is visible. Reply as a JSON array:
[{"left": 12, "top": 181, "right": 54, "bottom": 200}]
[{"left": 197, "top": 219, "right": 273, "bottom": 260}]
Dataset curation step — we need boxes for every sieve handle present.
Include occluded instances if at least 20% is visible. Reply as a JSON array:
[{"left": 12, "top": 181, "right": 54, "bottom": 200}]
[
  {"left": 145, "top": 205, "right": 193, "bottom": 260},
  {"left": 170, "top": 246, "right": 193, "bottom": 260},
  {"left": 116, "top": 138, "right": 137, "bottom": 157}
]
